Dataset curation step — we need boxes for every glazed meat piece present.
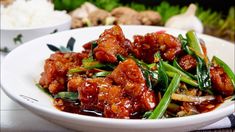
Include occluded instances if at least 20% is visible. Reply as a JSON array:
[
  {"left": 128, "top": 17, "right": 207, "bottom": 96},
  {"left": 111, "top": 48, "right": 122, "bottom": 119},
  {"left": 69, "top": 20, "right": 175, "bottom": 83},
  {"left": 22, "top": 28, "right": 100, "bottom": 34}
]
[
  {"left": 94, "top": 25, "right": 131, "bottom": 63},
  {"left": 155, "top": 32, "right": 182, "bottom": 61},
  {"left": 37, "top": 25, "right": 235, "bottom": 119},
  {"left": 101, "top": 86, "right": 131, "bottom": 118},
  {"left": 72, "top": 77, "right": 132, "bottom": 118},
  {"left": 210, "top": 66, "right": 234, "bottom": 96},
  {"left": 39, "top": 52, "right": 87, "bottom": 94},
  {"left": 132, "top": 33, "right": 158, "bottom": 63},
  {"left": 132, "top": 32, "right": 181, "bottom": 63},
  {"left": 67, "top": 76, "right": 84, "bottom": 92},
  {"left": 109, "top": 58, "right": 146, "bottom": 96},
  {"left": 109, "top": 59, "right": 156, "bottom": 110},
  {"left": 68, "top": 59, "right": 157, "bottom": 118},
  {"left": 179, "top": 54, "right": 197, "bottom": 71},
  {"left": 78, "top": 78, "right": 112, "bottom": 111}
]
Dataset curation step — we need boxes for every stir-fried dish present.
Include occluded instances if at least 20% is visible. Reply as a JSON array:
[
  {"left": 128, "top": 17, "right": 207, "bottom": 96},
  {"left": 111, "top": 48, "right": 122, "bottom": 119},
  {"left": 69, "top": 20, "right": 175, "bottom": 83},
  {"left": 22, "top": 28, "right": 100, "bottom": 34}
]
[{"left": 38, "top": 25, "right": 235, "bottom": 119}]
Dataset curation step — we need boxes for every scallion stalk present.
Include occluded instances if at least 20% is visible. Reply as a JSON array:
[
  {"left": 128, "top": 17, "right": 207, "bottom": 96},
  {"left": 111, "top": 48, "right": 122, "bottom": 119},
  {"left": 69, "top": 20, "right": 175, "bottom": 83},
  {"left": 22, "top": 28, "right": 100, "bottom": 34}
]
[
  {"left": 148, "top": 74, "right": 181, "bottom": 119},
  {"left": 162, "top": 62, "right": 192, "bottom": 79},
  {"left": 186, "top": 30, "right": 204, "bottom": 56},
  {"left": 166, "top": 71, "right": 198, "bottom": 87},
  {"left": 54, "top": 92, "right": 78, "bottom": 101}
]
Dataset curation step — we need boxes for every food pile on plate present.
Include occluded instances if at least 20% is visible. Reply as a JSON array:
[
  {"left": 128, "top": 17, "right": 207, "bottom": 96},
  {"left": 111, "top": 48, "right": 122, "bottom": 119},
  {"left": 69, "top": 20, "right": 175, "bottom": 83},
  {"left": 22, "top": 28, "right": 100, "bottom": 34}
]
[{"left": 38, "top": 25, "right": 235, "bottom": 119}]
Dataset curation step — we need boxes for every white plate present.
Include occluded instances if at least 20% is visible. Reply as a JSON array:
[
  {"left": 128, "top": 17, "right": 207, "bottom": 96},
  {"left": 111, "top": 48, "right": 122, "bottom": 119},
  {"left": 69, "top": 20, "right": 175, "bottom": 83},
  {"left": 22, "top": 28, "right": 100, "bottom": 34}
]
[{"left": 1, "top": 26, "right": 235, "bottom": 132}]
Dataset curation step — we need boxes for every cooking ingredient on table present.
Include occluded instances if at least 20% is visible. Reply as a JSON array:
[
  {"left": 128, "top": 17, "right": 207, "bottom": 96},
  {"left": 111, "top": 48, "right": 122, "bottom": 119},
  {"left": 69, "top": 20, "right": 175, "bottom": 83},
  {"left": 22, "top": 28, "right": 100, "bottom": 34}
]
[
  {"left": 165, "top": 4, "right": 203, "bottom": 33},
  {"left": 38, "top": 25, "right": 235, "bottom": 119},
  {"left": 52, "top": 0, "right": 234, "bottom": 42},
  {"left": 69, "top": 2, "right": 161, "bottom": 28}
]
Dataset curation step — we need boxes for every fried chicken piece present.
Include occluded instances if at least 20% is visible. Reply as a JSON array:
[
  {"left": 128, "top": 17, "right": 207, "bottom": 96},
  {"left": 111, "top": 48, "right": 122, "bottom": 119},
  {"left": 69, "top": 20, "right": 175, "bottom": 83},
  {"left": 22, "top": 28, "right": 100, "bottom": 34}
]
[
  {"left": 109, "top": 59, "right": 156, "bottom": 110},
  {"left": 39, "top": 52, "right": 87, "bottom": 94},
  {"left": 132, "top": 32, "right": 182, "bottom": 63},
  {"left": 210, "top": 66, "right": 234, "bottom": 96},
  {"left": 94, "top": 25, "right": 131, "bottom": 63},
  {"left": 69, "top": 59, "right": 156, "bottom": 118}
]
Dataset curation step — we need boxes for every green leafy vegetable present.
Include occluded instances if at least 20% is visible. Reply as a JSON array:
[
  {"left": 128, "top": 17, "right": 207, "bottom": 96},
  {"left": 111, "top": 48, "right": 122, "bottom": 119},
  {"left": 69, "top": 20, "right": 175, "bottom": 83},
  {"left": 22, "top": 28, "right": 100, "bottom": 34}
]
[
  {"left": 143, "top": 111, "right": 152, "bottom": 119},
  {"left": 116, "top": 54, "right": 126, "bottom": 62},
  {"left": 166, "top": 71, "right": 198, "bottom": 87},
  {"left": 147, "top": 63, "right": 157, "bottom": 70},
  {"left": 162, "top": 62, "right": 192, "bottom": 79},
  {"left": 212, "top": 56, "right": 235, "bottom": 88},
  {"left": 186, "top": 30, "right": 212, "bottom": 93},
  {"left": 142, "top": 68, "right": 152, "bottom": 90},
  {"left": 148, "top": 73, "right": 181, "bottom": 119},
  {"left": 35, "top": 83, "right": 51, "bottom": 97},
  {"left": 54, "top": 92, "right": 78, "bottom": 101},
  {"left": 89, "top": 41, "right": 98, "bottom": 58},
  {"left": 82, "top": 57, "right": 115, "bottom": 70},
  {"left": 157, "top": 58, "right": 169, "bottom": 92},
  {"left": 54, "top": 0, "right": 86, "bottom": 12},
  {"left": 129, "top": 2, "right": 146, "bottom": 11},
  {"left": 220, "top": 7, "right": 235, "bottom": 31},
  {"left": 154, "top": 1, "right": 180, "bottom": 23},
  {"left": 196, "top": 57, "right": 212, "bottom": 93},
  {"left": 178, "top": 34, "right": 193, "bottom": 55},
  {"left": 92, "top": 0, "right": 120, "bottom": 11},
  {"left": 68, "top": 67, "right": 86, "bottom": 74},
  {"left": 82, "top": 58, "right": 106, "bottom": 69},
  {"left": 93, "top": 71, "right": 111, "bottom": 77},
  {"left": 173, "top": 59, "right": 196, "bottom": 80},
  {"left": 186, "top": 31, "right": 204, "bottom": 57},
  {"left": 132, "top": 57, "right": 158, "bottom": 90}
]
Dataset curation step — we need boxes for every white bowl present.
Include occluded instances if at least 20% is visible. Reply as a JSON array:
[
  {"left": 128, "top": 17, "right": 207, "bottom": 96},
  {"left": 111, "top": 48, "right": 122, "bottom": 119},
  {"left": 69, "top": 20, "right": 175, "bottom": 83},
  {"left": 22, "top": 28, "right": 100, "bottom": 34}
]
[
  {"left": 1, "top": 26, "right": 234, "bottom": 132},
  {"left": 0, "top": 14, "right": 71, "bottom": 52}
]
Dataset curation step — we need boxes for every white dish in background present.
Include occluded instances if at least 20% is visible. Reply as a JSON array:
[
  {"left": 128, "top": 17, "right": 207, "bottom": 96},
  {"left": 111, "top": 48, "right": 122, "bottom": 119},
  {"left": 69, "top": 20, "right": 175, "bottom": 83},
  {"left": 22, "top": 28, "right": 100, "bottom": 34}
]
[
  {"left": 0, "top": 13, "right": 71, "bottom": 52},
  {"left": 1, "top": 26, "right": 234, "bottom": 132}
]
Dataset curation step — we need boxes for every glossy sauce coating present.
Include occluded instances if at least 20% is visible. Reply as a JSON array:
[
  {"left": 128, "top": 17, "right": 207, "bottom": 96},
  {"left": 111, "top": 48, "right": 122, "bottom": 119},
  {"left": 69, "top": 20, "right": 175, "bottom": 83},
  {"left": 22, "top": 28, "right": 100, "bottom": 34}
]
[
  {"left": 132, "top": 32, "right": 181, "bottom": 63},
  {"left": 39, "top": 26, "right": 234, "bottom": 119},
  {"left": 210, "top": 66, "right": 234, "bottom": 96},
  {"left": 39, "top": 52, "right": 88, "bottom": 94},
  {"left": 94, "top": 25, "right": 131, "bottom": 63},
  {"left": 64, "top": 59, "right": 156, "bottom": 118}
]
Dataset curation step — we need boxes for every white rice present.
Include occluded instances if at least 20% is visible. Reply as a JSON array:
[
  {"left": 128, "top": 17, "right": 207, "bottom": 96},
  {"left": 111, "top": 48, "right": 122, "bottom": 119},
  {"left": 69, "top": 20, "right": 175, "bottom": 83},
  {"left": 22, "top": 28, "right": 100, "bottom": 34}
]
[{"left": 1, "top": 0, "right": 69, "bottom": 29}]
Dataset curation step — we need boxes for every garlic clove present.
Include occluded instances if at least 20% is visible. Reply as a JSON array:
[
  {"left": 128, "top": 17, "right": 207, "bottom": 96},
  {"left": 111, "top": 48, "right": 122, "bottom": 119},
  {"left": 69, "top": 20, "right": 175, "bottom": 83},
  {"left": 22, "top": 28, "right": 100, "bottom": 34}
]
[{"left": 165, "top": 4, "right": 204, "bottom": 33}]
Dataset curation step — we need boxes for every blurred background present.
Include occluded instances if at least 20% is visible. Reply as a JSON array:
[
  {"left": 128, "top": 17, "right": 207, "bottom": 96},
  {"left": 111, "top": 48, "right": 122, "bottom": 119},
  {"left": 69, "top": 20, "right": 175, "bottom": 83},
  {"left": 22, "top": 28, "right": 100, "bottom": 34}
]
[
  {"left": 1, "top": 0, "right": 234, "bottom": 42},
  {"left": 54, "top": 0, "right": 235, "bottom": 42}
]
